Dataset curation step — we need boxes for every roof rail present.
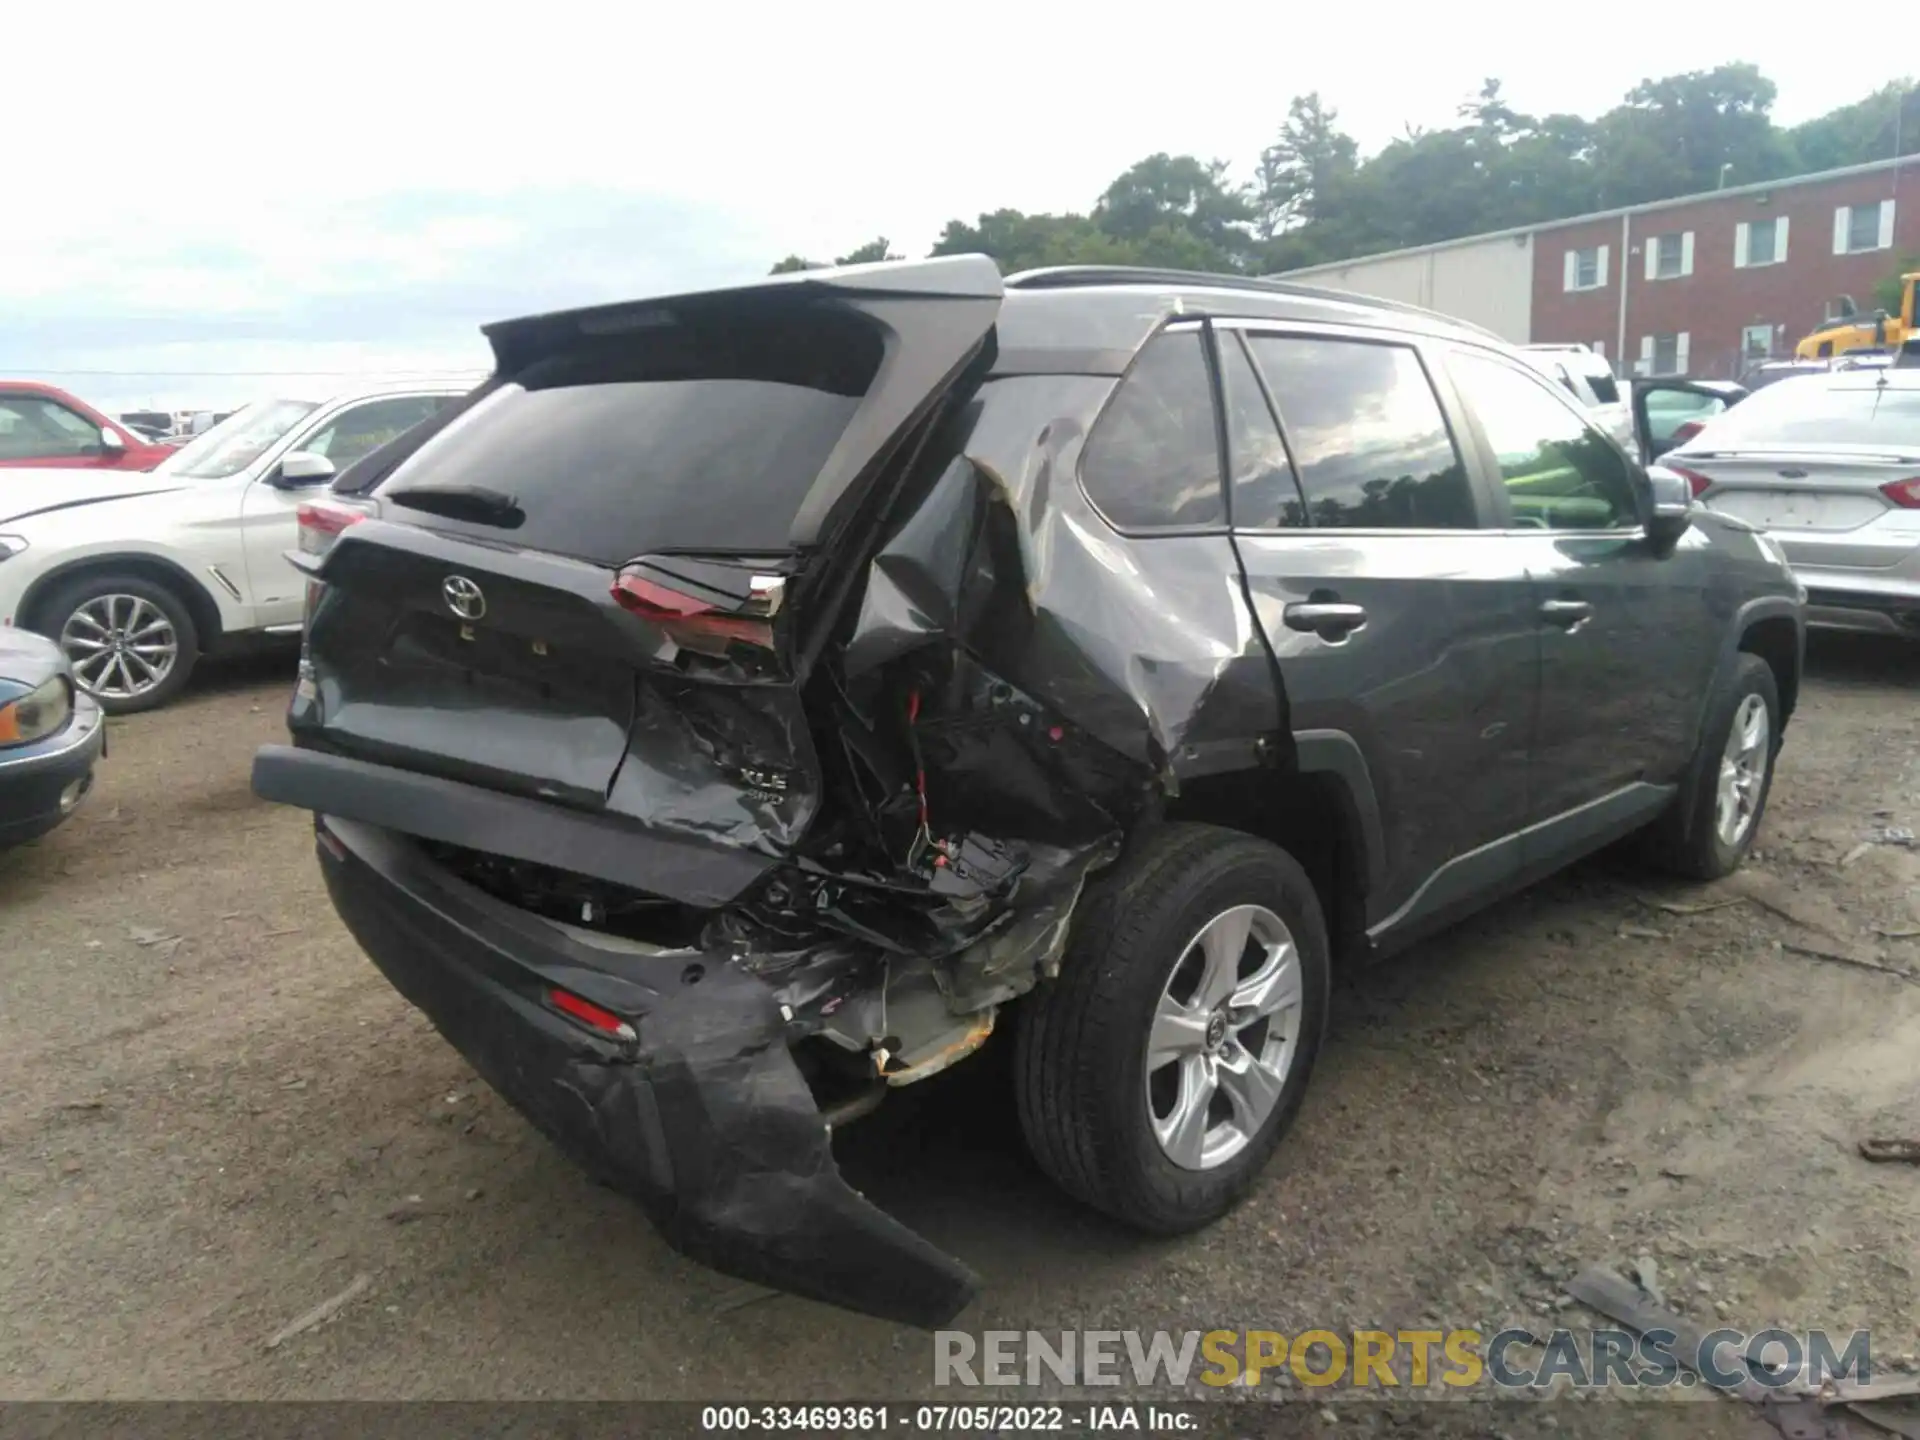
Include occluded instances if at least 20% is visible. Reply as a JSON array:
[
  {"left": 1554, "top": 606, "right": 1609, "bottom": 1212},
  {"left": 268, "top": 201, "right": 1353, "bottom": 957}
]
[{"left": 1002, "top": 266, "right": 1501, "bottom": 337}]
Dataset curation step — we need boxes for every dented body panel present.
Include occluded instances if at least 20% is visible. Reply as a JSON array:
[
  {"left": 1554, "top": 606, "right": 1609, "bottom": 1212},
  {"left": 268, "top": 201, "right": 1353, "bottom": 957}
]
[{"left": 253, "top": 259, "right": 1794, "bottom": 1326}]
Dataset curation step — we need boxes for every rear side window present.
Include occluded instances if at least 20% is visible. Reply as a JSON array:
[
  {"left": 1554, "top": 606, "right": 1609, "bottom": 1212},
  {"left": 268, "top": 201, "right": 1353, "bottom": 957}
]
[
  {"left": 1586, "top": 368, "right": 1621, "bottom": 405},
  {"left": 1080, "top": 331, "right": 1225, "bottom": 529},
  {"left": 301, "top": 395, "right": 453, "bottom": 471},
  {"left": 378, "top": 307, "right": 883, "bottom": 564},
  {"left": 1246, "top": 335, "right": 1475, "bottom": 529},
  {"left": 0, "top": 396, "right": 99, "bottom": 460}
]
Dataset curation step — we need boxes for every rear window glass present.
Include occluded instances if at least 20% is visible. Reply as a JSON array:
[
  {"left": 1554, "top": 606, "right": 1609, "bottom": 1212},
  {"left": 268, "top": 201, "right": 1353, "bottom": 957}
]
[
  {"left": 1247, "top": 335, "right": 1475, "bottom": 529},
  {"left": 1080, "top": 331, "right": 1225, "bottom": 530},
  {"left": 379, "top": 307, "right": 882, "bottom": 564},
  {"left": 1687, "top": 377, "right": 1920, "bottom": 449},
  {"left": 1586, "top": 369, "right": 1620, "bottom": 405}
]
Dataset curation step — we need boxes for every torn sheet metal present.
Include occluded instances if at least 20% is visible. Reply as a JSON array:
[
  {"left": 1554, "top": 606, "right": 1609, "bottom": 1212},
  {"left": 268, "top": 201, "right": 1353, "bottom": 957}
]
[
  {"left": 628, "top": 962, "right": 980, "bottom": 1326},
  {"left": 845, "top": 370, "right": 1286, "bottom": 778}
]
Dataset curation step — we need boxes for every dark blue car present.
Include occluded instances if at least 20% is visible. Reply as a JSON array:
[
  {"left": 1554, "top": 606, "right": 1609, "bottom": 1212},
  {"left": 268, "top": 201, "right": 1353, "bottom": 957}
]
[{"left": 0, "top": 626, "right": 105, "bottom": 847}]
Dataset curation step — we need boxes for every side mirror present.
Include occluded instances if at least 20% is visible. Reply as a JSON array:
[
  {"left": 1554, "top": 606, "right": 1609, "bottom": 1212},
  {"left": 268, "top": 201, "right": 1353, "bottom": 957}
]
[
  {"left": 1644, "top": 466, "right": 1694, "bottom": 551},
  {"left": 99, "top": 426, "right": 125, "bottom": 453},
  {"left": 274, "top": 451, "right": 337, "bottom": 488}
]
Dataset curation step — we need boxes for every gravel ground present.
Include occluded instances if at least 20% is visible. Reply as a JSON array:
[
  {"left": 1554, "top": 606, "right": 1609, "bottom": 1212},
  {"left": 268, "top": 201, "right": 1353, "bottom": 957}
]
[{"left": 2, "top": 638, "right": 1917, "bottom": 1428}]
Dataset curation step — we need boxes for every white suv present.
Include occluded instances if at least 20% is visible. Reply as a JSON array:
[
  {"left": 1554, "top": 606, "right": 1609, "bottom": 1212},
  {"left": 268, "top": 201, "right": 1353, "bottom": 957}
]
[
  {"left": 0, "top": 381, "right": 471, "bottom": 712},
  {"left": 1520, "top": 345, "right": 1638, "bottom": 457}
]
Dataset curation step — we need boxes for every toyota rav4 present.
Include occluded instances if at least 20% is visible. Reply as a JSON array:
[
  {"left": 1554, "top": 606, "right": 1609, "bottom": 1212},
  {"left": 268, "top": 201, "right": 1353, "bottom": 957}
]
[{"left": 252, "top": 258, "right": 1805, "bottom": 1328}]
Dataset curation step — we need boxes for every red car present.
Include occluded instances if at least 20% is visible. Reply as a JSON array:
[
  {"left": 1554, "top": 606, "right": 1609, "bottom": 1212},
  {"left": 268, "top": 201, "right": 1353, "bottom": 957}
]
[{"left": 0, "top": 382, "right": 180, "bottom": 471}]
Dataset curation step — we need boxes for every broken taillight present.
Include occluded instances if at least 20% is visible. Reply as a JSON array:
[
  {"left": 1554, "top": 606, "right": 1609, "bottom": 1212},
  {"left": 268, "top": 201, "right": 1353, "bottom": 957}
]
[
  {"left": 1669, "top": 466, "right": 1716, "bottom": 498},
  {"left": 297, "top": 499, "right": 376, "bottom": 625},
  {"left": 1880, "top": 477, "right": 1920, "bottom": 508},
  {"left": 296, "top": 499, "right": 373, "bottom": 557},
  {"left": 610, "top": 568, "right": 778, "bottom": 652},
  {"left": 547, "top": 986, "right": 637, "bottom": 1042}
]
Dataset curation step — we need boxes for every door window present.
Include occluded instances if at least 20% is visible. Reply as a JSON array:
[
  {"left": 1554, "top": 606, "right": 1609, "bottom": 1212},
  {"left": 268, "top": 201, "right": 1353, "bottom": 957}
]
[
  {"left": 298, "top": 396, "right": 452, "bottom": 471},
  {"left": 1643, "top": 389, "right": 1731, "bottom": 447},
  {"left": 1080, "top": 330, "right": 1225, "bottom": 529},
  {"left": 1218, "top": 334, "right": 1306, "bottom": 527},
  {"left": 0, "top": 396, "right": 102, "bottom": 460},
  {"left": 1449, "top": 351, "right": 1640, "bottom": 531},
  {"left": 1245, "top": 335, "right": 1475, "bottom": 529}
]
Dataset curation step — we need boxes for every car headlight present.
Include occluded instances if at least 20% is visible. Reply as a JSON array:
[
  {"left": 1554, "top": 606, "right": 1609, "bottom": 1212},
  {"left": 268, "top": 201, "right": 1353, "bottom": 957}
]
[
  {"left": 0, "top": 677, "right": 73, "bottom": 747},
  {"left": 0, "top": 535, "right": 26, "bottom": 561}
]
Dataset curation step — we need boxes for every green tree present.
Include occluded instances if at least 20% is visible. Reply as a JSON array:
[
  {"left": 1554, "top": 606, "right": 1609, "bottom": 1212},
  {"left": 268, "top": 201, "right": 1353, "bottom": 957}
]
[
  {"left": 772, "top": 66, "right": 1920, "bottom": 285},
  {"left": 1787, "top": 81, "right": 1920, "bottom": 171},
  {"left": 929, "top": 209, "right": 1141, "bottom": 272},
  {"left": 1255, "top": 93, "right": 1360, "bottom": 241},
  {"left": 1588, "top": 64, "right": 1794, "bottom": 206},
  {"left": 768, "top": 237, "right": 902, "bottom": 273},
  {"left": 1093, "top": 153, "right": 1257, "bottom": 270},
  {"left": 1874, "top": 256, "right": 1920, "bottom": 317},
  {"left": 833, "top": 237, "right": 901, "bottom": 265}
]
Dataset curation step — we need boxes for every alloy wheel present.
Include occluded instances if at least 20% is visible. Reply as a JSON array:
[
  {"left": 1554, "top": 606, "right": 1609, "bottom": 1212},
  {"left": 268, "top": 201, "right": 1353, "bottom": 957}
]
[
  {"left": 1145, "top": 903, "right": 1303, "bottom": 1172},
  {"left": 1715, "top": 692, "right": 1770, "bottom": 847},
  {"left": 59, "top": 594, "right": 180, "bottom": 701}
]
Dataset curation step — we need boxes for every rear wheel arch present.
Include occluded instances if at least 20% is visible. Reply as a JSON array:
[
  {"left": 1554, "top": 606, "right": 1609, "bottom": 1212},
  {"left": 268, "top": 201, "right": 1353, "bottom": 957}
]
[
  {"left": 1738, "top": 613, "right": 1801, "bottom": 725},
  {"left": 20, "top": 553, "right": 227, "bottom": 650},
  {"left": 1164, "top": 737, "right": 1379, "bottom": 964}
]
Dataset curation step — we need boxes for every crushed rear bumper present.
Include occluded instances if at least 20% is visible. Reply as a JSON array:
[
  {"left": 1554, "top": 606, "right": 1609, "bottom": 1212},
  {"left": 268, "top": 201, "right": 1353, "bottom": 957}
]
[{"left": 308, "top": 810, "right": 979, "bottom": 1328}]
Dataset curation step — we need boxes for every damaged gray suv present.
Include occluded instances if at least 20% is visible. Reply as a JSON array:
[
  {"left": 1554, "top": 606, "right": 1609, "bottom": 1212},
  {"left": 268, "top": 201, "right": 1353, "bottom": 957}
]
[{"left": 252, "top": 257, "right": 1805, "bottom": 1328}]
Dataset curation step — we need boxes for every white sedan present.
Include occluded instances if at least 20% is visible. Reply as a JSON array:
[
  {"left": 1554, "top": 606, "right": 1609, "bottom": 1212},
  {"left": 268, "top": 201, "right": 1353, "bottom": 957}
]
[{"left": 0, "top": 381, "right": 470, "bottom": 712}]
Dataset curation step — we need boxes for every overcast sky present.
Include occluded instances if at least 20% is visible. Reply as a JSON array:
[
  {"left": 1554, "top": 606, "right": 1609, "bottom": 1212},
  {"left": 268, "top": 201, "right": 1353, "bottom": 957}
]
[{"left": 2, "top": 1, "right": 1902, "bottom": 412}]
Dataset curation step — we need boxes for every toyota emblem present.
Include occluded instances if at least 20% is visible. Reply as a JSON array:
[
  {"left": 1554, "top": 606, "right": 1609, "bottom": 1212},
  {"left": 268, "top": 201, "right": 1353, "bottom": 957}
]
[{"left": 442, "top": 575, "right": 486, "bottom": 621}]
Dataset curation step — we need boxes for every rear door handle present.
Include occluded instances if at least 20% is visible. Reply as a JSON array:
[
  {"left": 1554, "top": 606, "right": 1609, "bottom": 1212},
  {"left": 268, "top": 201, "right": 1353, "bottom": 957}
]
[
  {"left": 1540, "top": 599, "right": 1593, "bottom": 629},
  {"left": 1283, "top": 601, "right": 1368, "bottom": 637}
]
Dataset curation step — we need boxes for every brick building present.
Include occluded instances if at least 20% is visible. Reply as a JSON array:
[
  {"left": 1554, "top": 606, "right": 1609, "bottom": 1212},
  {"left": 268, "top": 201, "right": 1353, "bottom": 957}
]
[{"left": 1276, "top": 154, "right": 1920, "bottom": 380}]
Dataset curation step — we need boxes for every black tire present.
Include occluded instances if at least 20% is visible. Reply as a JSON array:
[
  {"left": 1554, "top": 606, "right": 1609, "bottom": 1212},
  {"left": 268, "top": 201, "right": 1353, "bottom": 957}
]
[
  {"left": 32, "top": 572, "right": 201, "bottom": 715},
  {"left": 1013, "top": 823, "right": 1331, "bottom": 1234},
  {"left": 1642, "top": 652, "right": 1781, "bottom": 881}
]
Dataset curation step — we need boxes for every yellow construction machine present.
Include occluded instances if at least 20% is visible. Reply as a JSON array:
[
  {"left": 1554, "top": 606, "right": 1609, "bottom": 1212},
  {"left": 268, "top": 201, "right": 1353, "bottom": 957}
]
[{"left": 1796, "top": 272, "right": 1920, "bottom": 359}]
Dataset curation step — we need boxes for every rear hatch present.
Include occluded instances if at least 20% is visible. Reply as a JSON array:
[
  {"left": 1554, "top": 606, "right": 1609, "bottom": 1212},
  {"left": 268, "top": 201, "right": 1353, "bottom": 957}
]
[{"left": 287, "top": 258, "right": 1002, "bottom": 897}]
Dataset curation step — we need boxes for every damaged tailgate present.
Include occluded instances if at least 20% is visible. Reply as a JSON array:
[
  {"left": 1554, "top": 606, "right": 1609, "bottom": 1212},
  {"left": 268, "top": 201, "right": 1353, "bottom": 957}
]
[{"left": 257, "top": 256, "right": 1005, "bottom": 904}]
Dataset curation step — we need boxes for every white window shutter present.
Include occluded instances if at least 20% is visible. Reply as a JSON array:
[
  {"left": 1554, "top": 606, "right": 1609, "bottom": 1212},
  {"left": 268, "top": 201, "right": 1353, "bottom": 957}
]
[
  {"left": 1639, "top": 335, "right": 1654, "bottom": 375},
  {"left": 1735, "top": 222, "right": 1750, "bottom": 268},
  {"left": 1564, "top": 250, "right": 1578, "bottom": 290},
  {"left": 1681, "top": 231, "right": 1695, "bottom": 276},
  {"left": 1645, "top": 242, "right": 1659, "bottom": 280},
  {"left": 1596, "top": 244, "right": 1609, "bottom": 284},
  {"left": 1777, "top": 215, "right": 1790, "bottom": 261},
  {"left": 1676, "top": 332, "right": 1691, "bottom": 374},
  {"left": 1835, "top": 207, "right": 1852, "bottom": 254},
  {"left": 1881, "top": 201, "right": 1897, "bottom": 250},
  {"left": 1593, "top": 339, "right": 1606, "bottom": 356}
]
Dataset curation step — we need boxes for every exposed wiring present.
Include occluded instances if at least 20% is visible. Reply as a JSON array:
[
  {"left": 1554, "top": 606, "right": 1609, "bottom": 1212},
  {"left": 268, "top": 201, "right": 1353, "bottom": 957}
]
[{"left": 903, "top": 688, "right": 938, "bottom": 868}]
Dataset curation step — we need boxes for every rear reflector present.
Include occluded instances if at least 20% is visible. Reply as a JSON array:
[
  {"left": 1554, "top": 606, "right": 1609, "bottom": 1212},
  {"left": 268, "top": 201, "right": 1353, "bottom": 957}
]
[
  {"left": 611, "top": 570, "right": 775, "bottom": 652},
  {"left": 1880, "top": 477, "right": 1920, "bottom": 508},
  {"left": 548, "top": 986, "right": 637, "bottom": 1041},
  {"left": 1670, "top": 466, "right": 1715, "bottom": 498}
]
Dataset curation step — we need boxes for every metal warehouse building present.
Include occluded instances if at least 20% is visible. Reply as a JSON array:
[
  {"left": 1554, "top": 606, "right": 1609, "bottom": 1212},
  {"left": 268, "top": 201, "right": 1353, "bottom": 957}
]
[{"left": 1273, "top": 154, "right": 1920, "bottom": 380}]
